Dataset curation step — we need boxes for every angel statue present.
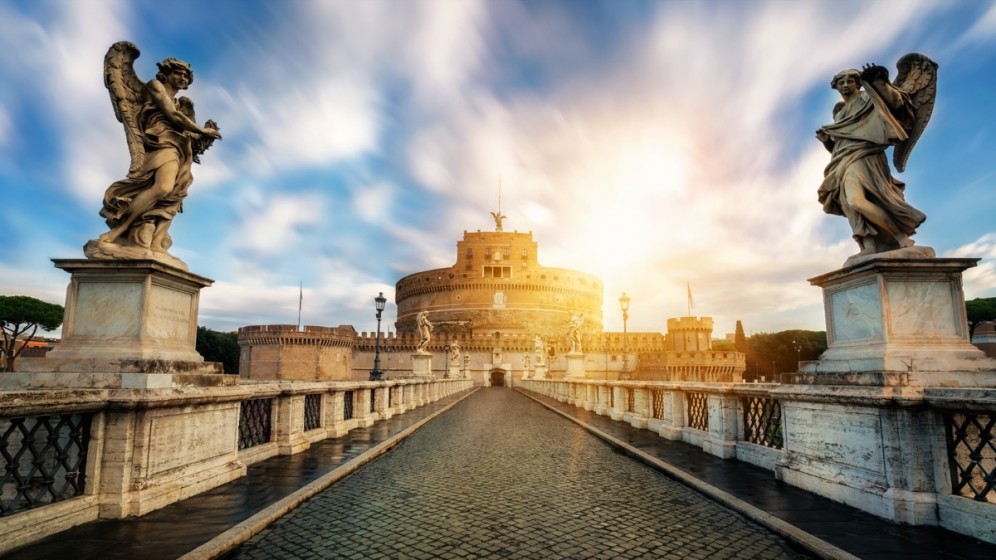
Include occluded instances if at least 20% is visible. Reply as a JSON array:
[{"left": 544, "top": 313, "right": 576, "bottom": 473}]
[
  {"left": 84, "top": 41, "right": 222, "bottom": 270},
  {"left": 816, "top": 53, "right": 937, "bottom": 265},
  {"left": 416, "top": 311, "right": 433, "bottom": 354},
  {"left": 565, "top": 313, "right": 584, "bottom": 354}
]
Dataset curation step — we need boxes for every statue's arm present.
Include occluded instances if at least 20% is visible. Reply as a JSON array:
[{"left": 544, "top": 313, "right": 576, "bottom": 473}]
[
  {"left": 147, "top": 80, "right": 221, "bottom": 138},
  {"left": 861, "top": 64, "right": 905, "bottom": 111}
]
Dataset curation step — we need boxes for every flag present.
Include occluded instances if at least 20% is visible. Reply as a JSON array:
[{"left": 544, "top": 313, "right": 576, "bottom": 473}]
[{"left": 297, "top": 281, "right": 303, "bottom": 331}]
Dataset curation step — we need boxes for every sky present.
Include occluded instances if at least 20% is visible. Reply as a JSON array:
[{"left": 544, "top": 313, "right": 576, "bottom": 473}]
[{"left": 0, "top": 0, "right": 994, "bottom": 339}]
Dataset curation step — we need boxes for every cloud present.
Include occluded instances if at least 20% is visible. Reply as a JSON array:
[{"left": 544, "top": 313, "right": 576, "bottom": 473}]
[
  {"left": 230, "top": 190, "right": 326, "bottom": 255},
  {"left": 945, "top": 233, "right": 996, "bottom": 300}
]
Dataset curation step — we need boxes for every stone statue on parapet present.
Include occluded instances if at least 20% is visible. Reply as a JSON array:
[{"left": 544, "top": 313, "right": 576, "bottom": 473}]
[
  {"left": 84, "top": 42, "right": 222, "bottom": 271},
  {"left": 416, "top": 312, "right": 433, "bottom": 354},
  {"left": 566, "top": 314, "right": 584, "bottom": 354},
  {"left": 449, "top": 339, "right": 461, "bottom": 365},
  {"left": 816, "top": 53, "right": 937, "bottom": 266},
  {"left": 533, "top": 335, "right": 545, "bottom": 366}
]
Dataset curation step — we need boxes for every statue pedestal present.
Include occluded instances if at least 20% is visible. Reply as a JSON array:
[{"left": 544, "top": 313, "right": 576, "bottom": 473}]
[
  {"left": 534, "top": 365, "right": 547, "bottom": 380},
  {"left": 411, "top": 352, "right": 433, "bottom": 378},
  {"left": 792, "top": 257, "right": 996, "bottom": 386},
  {"left": 565, "top": 353, "right": 585, "bottom": 379},
  {"left": 9, "top": 259, "right": 227, "bottom": 388},
  {"left": 447, "top": 365, "right": 460, "bottom": 379}
]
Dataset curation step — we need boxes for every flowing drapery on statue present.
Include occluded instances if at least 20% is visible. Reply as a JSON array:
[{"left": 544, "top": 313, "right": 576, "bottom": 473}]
[
  {"left": 816, "top": 53, "right": 936, "bottom": 265},
  {"left": 85, "top": 42, "right": 222, "bottom": 270}
]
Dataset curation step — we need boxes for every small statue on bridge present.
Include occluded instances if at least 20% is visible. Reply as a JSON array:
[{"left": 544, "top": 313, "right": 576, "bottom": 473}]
[
  {"left": 534, "top": 335, "right": 545, "bottom": 366},
  {"left": 86, "top": 42, "right": 222, "bottom": 270},
  {"left": 416, "top": 312, "right": 433, "bottom": 354},
  {"left": 816, "top": 53, "right": 937, "bottom": 265},
  {"left": 449, "top": 339, "right": 461, "bottom": 365},
  {"left": 566, "top": 314, "right": 584, "bottom": 354}
]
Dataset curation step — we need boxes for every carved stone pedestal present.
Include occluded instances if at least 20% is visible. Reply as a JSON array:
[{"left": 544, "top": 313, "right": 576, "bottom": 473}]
[
  {"left": 565, "top": 352, "right": 585, "bottom": 379},
  {"left": 793, "top": 257, "right": 996, "bottom": 386},
  {"left": 9, "top": 259, "right": 228, "bottom": 389},
  {"left": 447, "top": 365, "right": 460, "bottom": 379},
  {"left": 411, "top": 352, "right": 433, "bottom": 378}
]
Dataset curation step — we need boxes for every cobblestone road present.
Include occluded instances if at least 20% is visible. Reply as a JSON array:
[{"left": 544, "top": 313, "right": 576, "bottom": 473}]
[{"left": 230, "top": 389, "right": 811, "bottom": 560}]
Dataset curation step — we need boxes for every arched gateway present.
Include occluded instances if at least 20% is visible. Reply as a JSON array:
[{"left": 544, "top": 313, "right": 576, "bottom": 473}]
[{"left": 489, "top": 369, "right": 507, "bottom": 387}]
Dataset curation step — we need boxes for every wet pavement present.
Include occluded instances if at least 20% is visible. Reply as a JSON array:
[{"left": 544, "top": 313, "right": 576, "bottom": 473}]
[
  {"left": 524, "top": 389, "right": 996, "bottom": 560},
  {"left": 228, "top": 388, "right": 812, "bottom": 560},
  {"left": 1, "top": 391, "right": 473, "bottom": 560}
]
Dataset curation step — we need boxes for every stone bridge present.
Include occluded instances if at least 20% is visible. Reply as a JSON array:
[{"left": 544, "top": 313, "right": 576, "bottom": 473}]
[{"left": 1, "top": 379, "right": 994, "bottom": 559}]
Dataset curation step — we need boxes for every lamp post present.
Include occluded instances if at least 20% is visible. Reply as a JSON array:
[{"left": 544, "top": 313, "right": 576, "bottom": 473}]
[
  {"left": 793, "top": 339, "right": 801, "bottom": 371},
  {"left": 370, "top": 292, "right": 387, "bottom": 381},
  {"left": 443, "top": 343, "right": 450, "bottom": 379},
  {"left": 619, "top": 292, "right": 631, "bottom": 379}
]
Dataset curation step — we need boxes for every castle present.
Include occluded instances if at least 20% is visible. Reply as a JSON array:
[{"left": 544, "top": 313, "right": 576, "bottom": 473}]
[{"left": 238, "top": 213, "right": 744, "bottom": 385}]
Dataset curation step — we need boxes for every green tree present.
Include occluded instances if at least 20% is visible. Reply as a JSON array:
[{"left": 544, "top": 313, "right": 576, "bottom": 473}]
[
  {"left": 966, "top": 297, "right": 996, "bottom": 339},
  {"left": 0, "top": 295, "right": 64, "bottom": 372},
  {"left": 746, "top": 329, "right": 827, "bottom": 378},
  {"left": 195, "top": 326, "right": 240, "bottom": 374}
]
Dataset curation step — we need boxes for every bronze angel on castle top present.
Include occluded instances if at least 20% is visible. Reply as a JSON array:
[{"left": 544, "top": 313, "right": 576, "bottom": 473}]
[
  {"left": 84, "top": 41, "right": 221, "bottom": 270},
  {"left": 815, "top": 53, "right": 937, "bottom": 266}
]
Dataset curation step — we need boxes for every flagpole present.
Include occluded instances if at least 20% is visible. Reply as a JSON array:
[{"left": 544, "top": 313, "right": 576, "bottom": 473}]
[{"left": 297, "top": 281, "right": 303, "bottom": 332}]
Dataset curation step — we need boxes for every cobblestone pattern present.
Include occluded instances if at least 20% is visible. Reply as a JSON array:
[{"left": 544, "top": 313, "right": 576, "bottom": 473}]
[{"left": 230, "top": 389, "right": 810, "bottom": 560}]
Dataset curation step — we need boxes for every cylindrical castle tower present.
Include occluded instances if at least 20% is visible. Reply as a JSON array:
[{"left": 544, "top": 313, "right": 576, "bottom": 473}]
[{"left": 394, "top": 227, "right": 603, "bottom": 346}]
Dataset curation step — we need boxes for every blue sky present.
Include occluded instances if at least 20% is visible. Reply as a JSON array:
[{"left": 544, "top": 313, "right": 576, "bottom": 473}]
[{"left": 1, "top": 0, "right": 994, "bottom": 338}]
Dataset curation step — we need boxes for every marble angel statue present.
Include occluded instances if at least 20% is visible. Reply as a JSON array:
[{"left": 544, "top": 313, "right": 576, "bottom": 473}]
[
  {"left": 85, "top": 41, "right": 221, "bottom": 269},
  {"left": 816, "top": 53, "right": 937, "bottom": 265}
]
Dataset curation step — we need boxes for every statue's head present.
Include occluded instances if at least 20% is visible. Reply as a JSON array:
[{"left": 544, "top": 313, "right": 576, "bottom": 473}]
[
  {"left": 156, "top": 58, "right": 194, "bottom": 88},
  {"left": 830, "top": 69, "right": 861, "bottom": 91}
]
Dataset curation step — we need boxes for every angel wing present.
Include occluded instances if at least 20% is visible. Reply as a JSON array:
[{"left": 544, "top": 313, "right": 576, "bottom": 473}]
[
  {"left": 892, "top": 52, "right": 938, "bottom": 172},
  {"left": 104, "top": 41, "right": 146, "bottom": 177}
]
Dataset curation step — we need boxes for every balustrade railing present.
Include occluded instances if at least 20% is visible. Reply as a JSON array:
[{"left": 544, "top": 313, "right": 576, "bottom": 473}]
[
  {"left": 742, "top": 396, "right": 783, "bottom": 450},
  {"left": 945, "top": 411, "right": 996, "bottom": 503},
  {"left": 304, "top": 394, "right": 322, "bottom": 431},
  {"left": 238, "top": 398, "right": 273, "bottom": 450},
  {"left": 0, "top": 413, "right": 92, "bottom": 517}
]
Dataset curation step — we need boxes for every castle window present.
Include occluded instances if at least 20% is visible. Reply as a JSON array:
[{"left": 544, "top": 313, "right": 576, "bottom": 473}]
[
  {"left": 521, "top": 249, "right": 528, "bottom": 258},
  {"left": 466, "top": 248, "right": 473, "bottom": 258},
  {"left": 485, "top": 248, "right": 492, "bottom": 257},
  {"left": 503, "top": 249, "right": 510, "bottom": 259}
]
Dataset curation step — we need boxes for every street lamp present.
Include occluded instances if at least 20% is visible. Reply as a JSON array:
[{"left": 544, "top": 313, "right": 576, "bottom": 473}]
[
  {"left": 370, "top": 292, "right": 387, "bottom": 381},
  {"left": 619, "top": 292, "right": 631, "bottom": 379},
  {"left": 793, "top": 339, "right": 802, "bottom": 371}
]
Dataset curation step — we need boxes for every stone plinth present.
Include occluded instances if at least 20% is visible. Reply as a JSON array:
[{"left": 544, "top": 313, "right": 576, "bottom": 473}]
[
  {"left": 447, "top": 365, "right": 460, "bottom": 379},
  {"left": 534, "top": 364, "right": 548, "bottom": 380},
  {"left": 565, "top": 352, "right": 585, "bottom": 379},
  {"left": 412, "top": 352, "right": 433, "bottom": 378},
  {"left": 796, "top": 258, "right": 996, "bottom": 386},
  {"left": 14, "top": 260, "right": 224, "bottom": 384}
]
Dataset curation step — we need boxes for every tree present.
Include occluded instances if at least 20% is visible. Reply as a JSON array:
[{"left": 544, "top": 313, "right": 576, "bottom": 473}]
[
  {"left": 966, "top": 297, "right": 996, "bottom": 339},
  {"left": 195, "top": 326, "right": 240, "bottom": 374},
  {"left": 0, "top": 295, "right": 64, "bottom": 372},
  {"left": 746, "top": 329, "right": 827, "bottom": 378},
  {"left": 734, "top": 320, "right": 748, "bottom": 353}
]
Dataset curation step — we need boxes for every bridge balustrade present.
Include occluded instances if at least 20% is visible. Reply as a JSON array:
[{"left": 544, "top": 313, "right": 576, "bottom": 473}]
[
  {"left": 518, "top": 378, "right": 996, "bottom": 545},
  {"left": 0, "top": 378, "right": 473, "bottom": 555}
]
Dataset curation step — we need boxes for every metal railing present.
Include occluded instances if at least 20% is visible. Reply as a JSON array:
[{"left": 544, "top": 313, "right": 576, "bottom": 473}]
[
  {"left": 686, "top": 392, "right": 708, "bottom": 431},
  {"left": 945, "top": 412, "right": 996, "bottom": 503},
  {"left": 0, "top": 413, "right": 92, "bottom": 517},
  {"left": 238, "top": 398, "right": 273, "bottom": 450},
  {"left": 304, "top": 394, "right": 322, "bottom": 432},
  {"left": 742, "top": 396, "right": 783, "bottom": 449},
  {"left": 343, "top": 391, "right": 355, "bottom": 421},
  {"left": 651, "top": 390, "right": 665, "bottom": 420}
]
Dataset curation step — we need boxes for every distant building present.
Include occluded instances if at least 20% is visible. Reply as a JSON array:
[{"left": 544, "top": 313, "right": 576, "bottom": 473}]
[
  {"left": 238, "top": 213, "right": 743, "bottom": 385},
  {"left": 973, "top": 322, "right": 996, "bottom": 359}
]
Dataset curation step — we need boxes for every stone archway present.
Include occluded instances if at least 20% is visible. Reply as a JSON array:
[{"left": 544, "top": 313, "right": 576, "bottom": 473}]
[{"left": 489, "top": 369, "right": 506, "bottom": 387}]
